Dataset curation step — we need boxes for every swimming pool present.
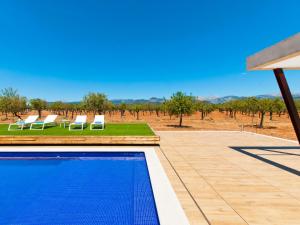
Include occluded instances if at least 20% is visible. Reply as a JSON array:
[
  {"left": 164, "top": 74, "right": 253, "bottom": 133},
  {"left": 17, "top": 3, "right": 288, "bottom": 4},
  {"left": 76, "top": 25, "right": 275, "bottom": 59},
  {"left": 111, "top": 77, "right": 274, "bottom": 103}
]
[{"left": 0, "top": 147, "right": 190, "bottom": 225}]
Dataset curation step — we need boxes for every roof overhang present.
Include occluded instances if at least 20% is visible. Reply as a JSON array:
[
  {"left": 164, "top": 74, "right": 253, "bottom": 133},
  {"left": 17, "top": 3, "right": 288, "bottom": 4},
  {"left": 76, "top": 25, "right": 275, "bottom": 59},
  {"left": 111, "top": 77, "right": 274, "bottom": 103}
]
[{"left": 247, "top": 33, "right": 300, "bottom": 70}]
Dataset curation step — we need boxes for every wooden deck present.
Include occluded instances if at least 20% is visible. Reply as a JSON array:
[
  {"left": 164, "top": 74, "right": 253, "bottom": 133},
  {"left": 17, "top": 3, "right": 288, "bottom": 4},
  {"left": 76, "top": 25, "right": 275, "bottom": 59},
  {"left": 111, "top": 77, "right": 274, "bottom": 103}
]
[
  {"left": 156, "top": 131, "right": 300, "bottom": 225},
  {"left": 0, "top": 135, "right": 160, "bottom": 145}
]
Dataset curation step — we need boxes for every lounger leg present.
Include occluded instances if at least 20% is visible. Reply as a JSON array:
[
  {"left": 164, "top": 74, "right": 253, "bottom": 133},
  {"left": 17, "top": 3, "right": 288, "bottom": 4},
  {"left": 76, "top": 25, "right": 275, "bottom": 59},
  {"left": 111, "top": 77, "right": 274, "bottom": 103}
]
[
  {"left": 8, "top": 123, "right": 28, "bottom": 131},
  {"left": 90, "top": 123, "right": 104, "bottom": 130},
  {"left": 8, "top": 124, "right": 18, "bottom": 131},
  {"left": 69, "top": 123, "right": 86, "bottom": 131},
  {"left": 69, "top": 124, "right": 78, "bottom": 131}
]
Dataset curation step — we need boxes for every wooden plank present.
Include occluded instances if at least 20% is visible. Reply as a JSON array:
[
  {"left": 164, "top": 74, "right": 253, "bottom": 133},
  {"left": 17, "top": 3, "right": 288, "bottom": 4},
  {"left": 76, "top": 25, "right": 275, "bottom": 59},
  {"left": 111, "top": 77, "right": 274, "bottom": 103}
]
[{"left": 0, "top": 135, "right": 160, "bottom": 145}]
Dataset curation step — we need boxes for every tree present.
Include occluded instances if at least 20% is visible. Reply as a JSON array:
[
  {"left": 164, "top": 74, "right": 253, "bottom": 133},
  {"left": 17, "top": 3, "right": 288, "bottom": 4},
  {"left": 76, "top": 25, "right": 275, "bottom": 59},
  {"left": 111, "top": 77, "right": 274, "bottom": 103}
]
[
  {"left": 83, "top": 92, "right": 108, "bottom": 115},
  {"left": 132, "top": 104, "right": 142, "bottom": 120},
  {"left": 0, "top": 88, "right": 27, "bottom": 119},
  {"left": 167, "top": 91, "right": 195, "bottom": 127},
  {"left": 221, "top": 100, "right": 244, "bottom": 119},
  {"left": 195, "top": 101, "right": 214, "bottom": 120},
  {"left": 257, "top": 99, "right": 272, "bottom": 128},
  {"left": 161, "top": 99, "right": 168, "bottom": 116},
  {"left": 0, "top": 95, "right": 9, "bottom": 119},
  {"left": 272, "top": 98, "right": 285, "bottom": 118},
  {"left": 30, "top": 98, "right": 47, "bottom": 118},
  {"left": 153, "top": 104, "right": 161, "bottom": 117},
  {"left": 49, "top": 101, "right": 64, "bottom": 115},
  {"left": 105, "top": 101, "right": 115, "bottom": 117},
  {"left": 65, "top": 103, "right": 77, "bottom": 119},
  {"left": 245, "top": 97, "right": 259, "bottom": 125},
  {"left": 119, "top": 103, "right": 127, "bottom": 118}
]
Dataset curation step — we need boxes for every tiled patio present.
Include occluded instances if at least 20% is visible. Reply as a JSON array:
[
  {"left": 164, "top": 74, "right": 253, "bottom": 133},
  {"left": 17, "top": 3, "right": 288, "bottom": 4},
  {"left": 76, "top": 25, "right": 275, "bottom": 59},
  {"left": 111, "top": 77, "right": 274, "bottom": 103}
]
[{"left": 156, "top": 131, "right": 300, "bottom": 225}]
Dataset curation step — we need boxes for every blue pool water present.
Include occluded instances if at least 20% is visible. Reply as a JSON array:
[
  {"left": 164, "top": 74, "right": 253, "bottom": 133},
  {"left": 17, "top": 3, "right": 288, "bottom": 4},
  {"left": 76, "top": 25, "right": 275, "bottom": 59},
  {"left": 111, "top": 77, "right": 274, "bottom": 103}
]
[{"left": 0, "top": 152, "right": 160, "bottom": 225}]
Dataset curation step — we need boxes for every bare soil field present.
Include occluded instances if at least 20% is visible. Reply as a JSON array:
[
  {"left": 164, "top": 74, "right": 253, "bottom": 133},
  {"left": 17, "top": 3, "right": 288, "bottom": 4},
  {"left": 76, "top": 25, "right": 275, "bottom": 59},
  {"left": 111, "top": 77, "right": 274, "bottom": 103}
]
[{"left": 0, "top": 110, "right": 297, "bottom": 141}]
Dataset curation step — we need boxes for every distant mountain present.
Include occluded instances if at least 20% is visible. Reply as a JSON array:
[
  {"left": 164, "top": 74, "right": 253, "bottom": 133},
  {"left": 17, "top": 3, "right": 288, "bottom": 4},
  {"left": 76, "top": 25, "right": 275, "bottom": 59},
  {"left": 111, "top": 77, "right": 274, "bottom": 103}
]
[
  {"left": 197, "top": 96, "right": 244, "bottom": 104},
  {"left": 199, "top": 94, "right": 300, "bottom": 104},
  {"left": 255, "top": 94, "right": 279, "bottom": 99},
  {"left": 50, "top": 94, "right": 300, "bottom": 105},
  {"left": 111, "top": 97, "right": 164, "bottom": 105}
]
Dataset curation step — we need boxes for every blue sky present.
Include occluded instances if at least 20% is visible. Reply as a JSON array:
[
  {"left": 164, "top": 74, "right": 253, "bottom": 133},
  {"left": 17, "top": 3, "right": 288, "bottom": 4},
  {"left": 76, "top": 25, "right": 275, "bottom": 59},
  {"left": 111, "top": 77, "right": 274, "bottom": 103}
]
[{"left": 0, "top": 0, "right": 300, "bottom": 101}]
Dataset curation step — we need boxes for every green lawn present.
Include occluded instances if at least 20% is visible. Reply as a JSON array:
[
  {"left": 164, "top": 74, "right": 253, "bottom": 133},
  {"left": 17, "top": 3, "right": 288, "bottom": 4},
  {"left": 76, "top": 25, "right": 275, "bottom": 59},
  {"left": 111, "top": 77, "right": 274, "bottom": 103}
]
[{"left": 0, "top": 123, "right": 155, "bottom": 136}]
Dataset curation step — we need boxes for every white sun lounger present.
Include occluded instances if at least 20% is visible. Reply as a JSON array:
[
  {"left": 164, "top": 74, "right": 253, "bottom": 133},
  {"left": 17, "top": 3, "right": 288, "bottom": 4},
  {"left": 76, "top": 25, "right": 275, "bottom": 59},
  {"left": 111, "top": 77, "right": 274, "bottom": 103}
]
[
  {"left": 90, "top": 115, "right": 105, "bottom": 130},
  {"left": 8, "top": 115, "right": 39, "bottom": 131},
  {"left": 30, "top": 115, "right": 58, "bottom": 130},
  {"left": 69, "top": 115, "right": 87, "bottom": 131}
]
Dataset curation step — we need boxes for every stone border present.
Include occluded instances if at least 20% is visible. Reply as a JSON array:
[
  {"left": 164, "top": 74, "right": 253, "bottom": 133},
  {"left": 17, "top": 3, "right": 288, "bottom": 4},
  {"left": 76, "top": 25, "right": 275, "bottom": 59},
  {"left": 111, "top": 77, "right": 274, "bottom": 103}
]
[{"left": 0, "top": 135, "right": 160, "bottom": 145}]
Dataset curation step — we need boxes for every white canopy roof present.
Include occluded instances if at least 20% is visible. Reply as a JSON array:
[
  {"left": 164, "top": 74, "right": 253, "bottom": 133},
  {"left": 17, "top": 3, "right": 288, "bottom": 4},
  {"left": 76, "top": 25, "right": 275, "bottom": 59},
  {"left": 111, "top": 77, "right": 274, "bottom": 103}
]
[{"left": 247, "top": 33, "right": 300, "bottom": 70}]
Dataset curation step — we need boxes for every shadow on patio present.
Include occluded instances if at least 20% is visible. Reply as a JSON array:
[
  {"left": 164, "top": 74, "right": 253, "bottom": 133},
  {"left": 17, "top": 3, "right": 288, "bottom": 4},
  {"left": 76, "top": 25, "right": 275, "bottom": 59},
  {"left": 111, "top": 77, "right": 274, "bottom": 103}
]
[{"left": 230, "top": 146, "right": 300, "bottom": 176}]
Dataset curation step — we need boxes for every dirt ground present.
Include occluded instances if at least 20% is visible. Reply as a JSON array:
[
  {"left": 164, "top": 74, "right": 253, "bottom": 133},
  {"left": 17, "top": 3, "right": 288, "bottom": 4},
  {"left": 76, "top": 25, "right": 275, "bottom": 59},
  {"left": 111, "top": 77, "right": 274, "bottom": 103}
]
[{"left": 1, "top": 110, "right": 297, "bottom": 141}]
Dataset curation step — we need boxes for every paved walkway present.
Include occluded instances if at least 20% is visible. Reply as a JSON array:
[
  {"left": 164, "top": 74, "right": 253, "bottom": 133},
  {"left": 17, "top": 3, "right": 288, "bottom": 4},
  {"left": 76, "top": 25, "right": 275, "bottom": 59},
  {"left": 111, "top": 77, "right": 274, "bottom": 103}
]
[{"left": 156, "top": 131, "right": 300, "bottom": 225}]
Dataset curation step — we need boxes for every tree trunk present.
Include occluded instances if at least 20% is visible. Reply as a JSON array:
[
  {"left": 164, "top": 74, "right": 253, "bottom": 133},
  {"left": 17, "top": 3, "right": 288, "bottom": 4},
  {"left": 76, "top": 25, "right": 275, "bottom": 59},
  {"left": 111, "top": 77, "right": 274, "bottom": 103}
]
[
  {"left": 38, "top": 110, "right": 42, "bottom": 118},
  {"left": 121, "top": 110, "right": 125, "bottom": 118},
  {"left": 259, "top": 112, "right": 265, "bottom": 128},
  {"left": 201, "top": 111, "right": 204, "bottom": 120},
  {"left": 270, "top": 112, "right": 273, "bottom": 120},
  {"left": 179, "top": 113, "right": 183, "bottom": 127},
  {"left": 136, "top": 111, "right": 139, "bottom": 120}
]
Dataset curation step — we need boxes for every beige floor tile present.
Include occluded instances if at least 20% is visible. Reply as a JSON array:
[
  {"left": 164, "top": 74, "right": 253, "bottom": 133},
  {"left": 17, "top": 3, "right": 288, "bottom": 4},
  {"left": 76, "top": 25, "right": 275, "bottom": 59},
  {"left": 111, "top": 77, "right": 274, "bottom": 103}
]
[{"left": 157, "top": 131, "right": 300, "bottom": 225}]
